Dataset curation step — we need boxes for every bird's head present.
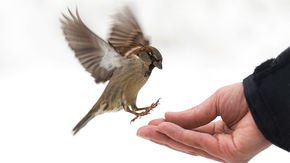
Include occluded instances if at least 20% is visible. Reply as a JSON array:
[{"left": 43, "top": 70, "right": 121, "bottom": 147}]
[{"left": 138, "top": 46, "right": 163, "bottom": 70}]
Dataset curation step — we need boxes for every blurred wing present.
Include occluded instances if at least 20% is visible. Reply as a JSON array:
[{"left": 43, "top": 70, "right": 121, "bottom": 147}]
[
  {"left": 108, "top": 7, "right": 149, "bottom": 55},
  {"left": 61, "top": 9, "right": 123, "bottom": 83}
]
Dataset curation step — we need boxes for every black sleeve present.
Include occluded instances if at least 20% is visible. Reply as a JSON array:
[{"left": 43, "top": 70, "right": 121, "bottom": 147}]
[{"left": 243, "top": 47, "right": 290, "bottom": 152}]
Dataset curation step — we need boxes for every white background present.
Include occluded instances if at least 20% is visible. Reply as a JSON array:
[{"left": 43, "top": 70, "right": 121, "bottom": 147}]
[{"left": 1, "top": 0, "right": 290, "bottom": 162}]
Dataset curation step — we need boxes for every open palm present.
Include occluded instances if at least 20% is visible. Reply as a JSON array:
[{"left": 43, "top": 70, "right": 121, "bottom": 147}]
[{"left": 137, "top": 83, "right": 271, "bottom": 162}]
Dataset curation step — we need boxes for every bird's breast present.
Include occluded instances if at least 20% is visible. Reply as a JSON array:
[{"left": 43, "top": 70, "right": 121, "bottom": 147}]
[
  {"left": 123, "top": 62, "right": 148, "bottom": 96},
  {"left": 100, "top": 58, "right": 150, "bottom": 107},
  {"left": 119, "top": 59, "right": 150, "bottom": 100}
]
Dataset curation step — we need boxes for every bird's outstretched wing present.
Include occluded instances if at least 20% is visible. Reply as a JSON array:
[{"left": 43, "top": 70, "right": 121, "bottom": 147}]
[
  {"left": 108, "top": 7, "right": 149, "bottom": 55},
  {"left": 61, "top": 9, "right": 123, "bottom": 83}
]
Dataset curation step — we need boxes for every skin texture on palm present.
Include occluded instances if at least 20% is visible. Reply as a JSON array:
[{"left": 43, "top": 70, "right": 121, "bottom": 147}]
[
  {"left": 137, "top": 83, "right": 271, "bottom": 162},
  {"left": 60, "top": 7, "right": 162, "bottom": 135}
]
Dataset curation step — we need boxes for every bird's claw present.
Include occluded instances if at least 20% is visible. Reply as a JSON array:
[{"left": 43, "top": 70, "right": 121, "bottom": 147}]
[
  {"left": 130, "top": 117, "right": 138, "bottom": 123},
  {"left": 150, "top": 98, "right": 161, "bottom": 108},
  {"left": 130, "top": 109, "right": 151, "bottom": 123},
  {"left": 130, "top": 98, "right": 161, "bottom": 123}
]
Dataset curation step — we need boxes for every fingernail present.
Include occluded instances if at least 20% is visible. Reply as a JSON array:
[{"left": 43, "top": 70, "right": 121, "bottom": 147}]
[
  {"left": 165, "top": 112, "right": 176, "bottom": 118},
  {"left": 166, "top": 111, "right": 178, "bottom": 115},
  {"left": 136, "top": 129, "right": 147, "bottom": 139},
  {"left": 137, "top": 133, "right": 149, "bottom": 140},
  {"left": 136, "top": 129, "right": 142, "bottom": 136}
]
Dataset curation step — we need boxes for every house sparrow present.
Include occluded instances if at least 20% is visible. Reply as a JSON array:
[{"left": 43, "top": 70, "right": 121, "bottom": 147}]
[{"left": 60, "top": 7, "right": 163, "bottom": 135}]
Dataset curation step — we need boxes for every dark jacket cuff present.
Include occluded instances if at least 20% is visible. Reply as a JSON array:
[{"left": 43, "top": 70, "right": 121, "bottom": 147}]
[{"left": 243, "top": 47, "right": 290, "bottom": 152}]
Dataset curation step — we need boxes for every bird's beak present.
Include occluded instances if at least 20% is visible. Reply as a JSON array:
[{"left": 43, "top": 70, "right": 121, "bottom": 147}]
[{"left": 153, "top": 61, "right": 162, "bottom": 69}]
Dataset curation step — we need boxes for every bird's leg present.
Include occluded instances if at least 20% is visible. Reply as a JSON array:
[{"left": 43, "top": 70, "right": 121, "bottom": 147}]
[
  {"left": 123, "top": 104, "right": 144, "bottom": 123},
  {"left": 129, "top": 98, "right": 161, "bottom": 123},
  {"left": 133, "top": 98, "right": 161, "bottom": 111},
  {"left": 123, "top": 105, "right": 151, "bottom": 123},
  {"left": 125, "top": 107, "right": 138, "bottom": 115},
  {"left": 123, "top": 103, "right": 138, "bottom": 115}
]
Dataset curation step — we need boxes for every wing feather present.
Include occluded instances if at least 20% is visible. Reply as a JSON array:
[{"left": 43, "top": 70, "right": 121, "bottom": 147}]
[
  {"left": 108, "top": 7, "right": 149, "bottom": 55},
  {"left": 61, "top": 8, "right": 123, "bottom": 83}
]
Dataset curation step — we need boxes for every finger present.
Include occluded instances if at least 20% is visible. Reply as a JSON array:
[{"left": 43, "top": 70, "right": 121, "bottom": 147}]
[
  {"left": 165, "top": 94, "right": 218, "bottom": 129},
  {"left": 137, "top": 125, "right": 196, "bottom": 153},
  {"left": 138, "top": 125, "right": 201, "bottom": 156},
  {"left": 137, "top": 125, "right": 222, "bottom": 162},
  {"left": 193, "top": 120, "right": 232, "bottom": 135},
  {"left": 148, "top": 118, "right": 165, "bottom": 126},
  {"left": 150, "top": 139, "right": 223, "bottom": 162},
  {"left": 193, "top": 122, "right": 215, "bottom": 135},
  {"left": 137, "top": 125, "right": 164, "bottom": 140},
  {"left": 157, "top": 122, "right": 221, "bottom": 157}
]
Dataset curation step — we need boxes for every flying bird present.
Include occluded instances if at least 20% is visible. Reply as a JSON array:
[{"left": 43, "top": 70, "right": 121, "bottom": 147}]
[{"left": 60, "top": 7, "right": 163, "bottom": 135}]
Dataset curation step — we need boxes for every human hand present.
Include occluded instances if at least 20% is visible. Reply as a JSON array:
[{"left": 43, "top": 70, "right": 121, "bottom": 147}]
[{"left": 137, "top": 83, "right": 271, "bottom": 162}]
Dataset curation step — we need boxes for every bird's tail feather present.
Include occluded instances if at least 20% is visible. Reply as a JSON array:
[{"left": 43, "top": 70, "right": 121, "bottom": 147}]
[
  {"left": 72, "top": 102, "right": 105, "bottom": 135},
  {"left": 72, "top": 111, "right": 94, "bottom": 135}
]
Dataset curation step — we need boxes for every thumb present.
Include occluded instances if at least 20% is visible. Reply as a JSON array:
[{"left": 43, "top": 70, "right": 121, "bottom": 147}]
[{"left": 165, "top": 93, "right": 218, "bottom": 129}]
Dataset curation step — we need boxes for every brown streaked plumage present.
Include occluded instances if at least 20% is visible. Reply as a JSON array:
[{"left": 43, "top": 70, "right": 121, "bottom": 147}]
[
  {"left": 108, "top": 7, "right": 149, "bottom": 55},
  {"left": 61, "top": 7, "right": 163, "bottom": 135}
]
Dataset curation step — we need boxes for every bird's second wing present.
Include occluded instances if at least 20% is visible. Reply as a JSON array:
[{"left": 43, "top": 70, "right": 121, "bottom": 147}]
[
  {"left": 61, "top": 9, "right": 123, "bottom": 83},
  {"left": 108, "top": 7, "right": 149, "bottom": 56}
]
